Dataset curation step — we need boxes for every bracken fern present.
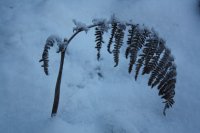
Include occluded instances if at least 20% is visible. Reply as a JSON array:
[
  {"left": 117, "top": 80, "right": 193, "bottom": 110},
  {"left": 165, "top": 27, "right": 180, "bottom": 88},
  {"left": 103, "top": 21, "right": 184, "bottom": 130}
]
[{"left": 40, "top": 16, "right": 177, "bottom": 117}]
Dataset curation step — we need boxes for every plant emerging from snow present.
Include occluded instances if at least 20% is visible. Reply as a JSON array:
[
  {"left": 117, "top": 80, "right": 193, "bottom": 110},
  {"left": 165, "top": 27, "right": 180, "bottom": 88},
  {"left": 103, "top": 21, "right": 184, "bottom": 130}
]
[{"left": 39, "top": 15, "right": 177, "bottom": 117}]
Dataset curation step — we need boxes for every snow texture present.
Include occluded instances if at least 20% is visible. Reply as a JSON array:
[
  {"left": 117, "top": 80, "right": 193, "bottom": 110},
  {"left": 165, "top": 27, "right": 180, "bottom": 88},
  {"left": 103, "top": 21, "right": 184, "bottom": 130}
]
[{"left": 0, "top": 0, "right": 200, "bottom": 133}]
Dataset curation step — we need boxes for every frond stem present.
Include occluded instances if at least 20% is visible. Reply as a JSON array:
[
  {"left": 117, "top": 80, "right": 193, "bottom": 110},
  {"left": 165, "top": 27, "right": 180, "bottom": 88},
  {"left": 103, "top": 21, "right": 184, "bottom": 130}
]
[{"left": 51, "top": 23, "right": 99, "bottom": 117}]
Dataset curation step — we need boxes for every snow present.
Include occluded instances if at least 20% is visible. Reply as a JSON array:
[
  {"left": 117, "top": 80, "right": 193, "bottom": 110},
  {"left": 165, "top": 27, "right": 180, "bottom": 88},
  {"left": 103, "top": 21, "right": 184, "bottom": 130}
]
[{"left": 0, "top": 0, "right": 200, "bottom": 133}]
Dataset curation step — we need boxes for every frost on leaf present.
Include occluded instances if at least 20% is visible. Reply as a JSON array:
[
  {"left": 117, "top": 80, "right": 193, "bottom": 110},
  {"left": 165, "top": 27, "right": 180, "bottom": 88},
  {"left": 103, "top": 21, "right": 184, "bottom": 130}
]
[
  {"left": 45, "top": 35, "right": 64, "bottom": 53},
  {"left": 47, "top": 35, "right": 62, "bottom": 45},
  {"left": 73, "top": 19, "right": 89, "bottom": 33},
  {"left": 58, "top": 38, "right": 69, "bottom": 53},
  {"left": 92, "top": 18, "right": 110, "bottom": 32},
  {"left": 39, "top": 35, "right": 63, "bottom": 75},
  {"left": 109, "top": 14, "right": 118, "bottom": 23}
]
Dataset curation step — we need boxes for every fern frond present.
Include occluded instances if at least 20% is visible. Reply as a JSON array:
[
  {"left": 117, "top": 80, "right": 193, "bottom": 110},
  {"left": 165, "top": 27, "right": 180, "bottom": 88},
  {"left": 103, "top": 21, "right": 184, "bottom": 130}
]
[
  {"left": 135, "top": 37, "right": 155, "bottom": 77},
  {"left": 142, "top": 34, "right": 159, "bottom": 75},
  {"left": 39, "top": 35, "right": 62, "bottom": 75},
  {"left": 95, "top": 26, "right": 104, "bottom": 61},
  {"left": 151, "top": 56, "right": 174, "bottom": 88},
  {"left": 126, "top": 25, "right": 137, "bottom": 58},
  {"left": 156, "top": 63, "right": 176, "bottom": 115},
  {"left": 158, "top": 64, "right": 177, "bottom": 91},
  {"left": 113, "top": 26, "right": 124, "bottom": 67},
  {"left": 107, "top": 22, "right": 117, "bottom": 54},
  {"left": 163, "top": 90, "right": 175, "bottom": 116},
  {"left": 139, "top": 27, "right": 151, "bottom": 46},
  {"left": 148, "top": 48, "right": 171, "bottom": 86},
  {"left": 134, "top": 29, "right": 151, "bottom": 80},
  {"left": 135, "top": 56, "right": 145, "bottom": 80},
  {"left": 159, "top": 78, "right": 176, "bottom": 96},
  {"left": 128, "top": 27, "right": 146, "bottom": 73},
  {"left": 143, "top": 39, "right": 165, "bottom": 76},
  {"left": 160, "top": 77, "right": 176, "bottom": 115},
  {"left": 41, "top": 18, "right": 178, "bottom": 116}
]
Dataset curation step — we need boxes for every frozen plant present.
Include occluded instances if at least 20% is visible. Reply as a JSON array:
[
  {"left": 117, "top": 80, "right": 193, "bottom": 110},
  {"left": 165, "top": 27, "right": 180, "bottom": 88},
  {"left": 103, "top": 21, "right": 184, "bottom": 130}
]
[{"left": 39, "top": 16, "right": 177, "bottom": 117}]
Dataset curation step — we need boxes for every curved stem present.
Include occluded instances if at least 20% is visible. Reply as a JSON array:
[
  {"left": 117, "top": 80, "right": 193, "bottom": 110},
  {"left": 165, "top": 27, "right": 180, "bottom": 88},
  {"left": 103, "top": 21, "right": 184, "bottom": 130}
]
[
  {"left": 66, "top": 24, "right": 99, "bottom": 49},
  {"left": 50, "top": 21, "right": 136, "bottom": 117},
  {"left": 50, "top": 21, "right": 131, "bottom": 117},
  {"left": 51, "top": 23, "right": 99, "bottom": 117}
]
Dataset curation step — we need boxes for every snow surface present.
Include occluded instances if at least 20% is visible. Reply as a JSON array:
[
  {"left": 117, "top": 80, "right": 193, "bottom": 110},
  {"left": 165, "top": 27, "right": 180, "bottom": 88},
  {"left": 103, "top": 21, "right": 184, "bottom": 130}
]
[{"left": 0, "top": 0, "right": 200, "bottom": 133}]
